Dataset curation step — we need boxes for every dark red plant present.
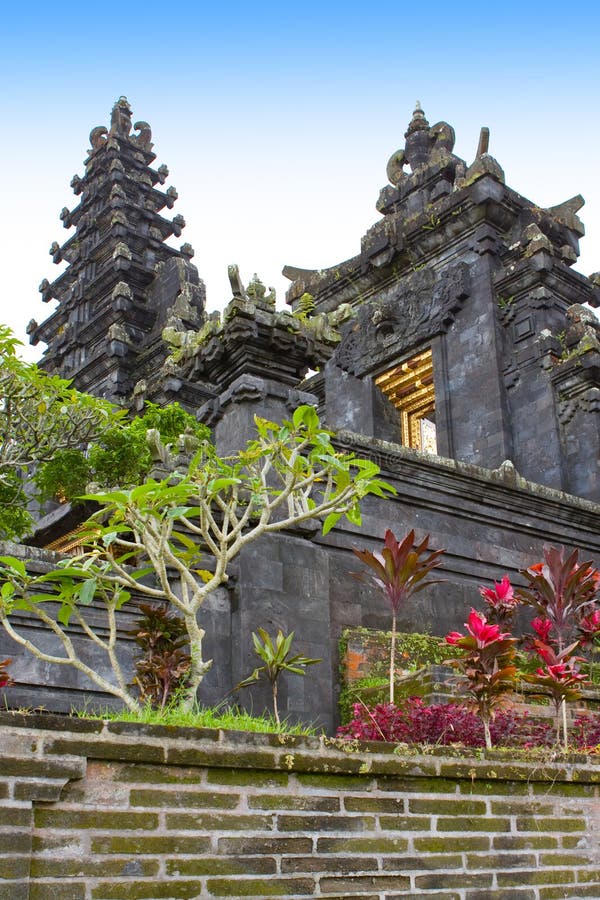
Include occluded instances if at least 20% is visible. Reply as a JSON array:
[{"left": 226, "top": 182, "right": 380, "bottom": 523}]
[
  {"left": 128, "top": 604, "right": 191, "bottom": 709},
  {"left": 446, "top": 609, "right": 518, "bottom": 749},
  {"left": 337, "top": 698, "right": 555, "bottom": 749},
  {"left": 353, "top": 529, "right": 444, "bottom": 702},
  {"left": 0, "top": 658, "right": 13, "bottom": 689},
  {"left": 518, "top": 546, "right": 600, "bottom": 748},
  {"left": 518, "top": 546, "right": 600, "bottom": 653},
  {"left": 523, "top": 640, "right": 588, "bottom": 749}
]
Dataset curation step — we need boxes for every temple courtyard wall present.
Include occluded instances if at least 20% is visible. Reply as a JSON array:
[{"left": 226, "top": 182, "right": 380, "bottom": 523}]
[{"left": 1, "top": 712, "right": 599, "bottom": 899}]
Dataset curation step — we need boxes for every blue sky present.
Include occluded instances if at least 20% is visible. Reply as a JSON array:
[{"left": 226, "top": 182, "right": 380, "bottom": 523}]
[{"left": 2, "top": 1, "right": 599, "bottom": 359}]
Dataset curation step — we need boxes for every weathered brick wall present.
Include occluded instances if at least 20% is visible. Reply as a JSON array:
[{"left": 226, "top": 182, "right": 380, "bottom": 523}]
[{"left": 1, "top": 712, "right": 600, "bottom": 899}]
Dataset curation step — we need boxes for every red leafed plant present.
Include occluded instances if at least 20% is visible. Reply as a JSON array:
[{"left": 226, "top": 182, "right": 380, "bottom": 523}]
[
  {"left": 479, "top": 575, "right": 520, "bottom": 630},
  {"left": 446, "top": 609, "right": 518, "bottom": 749},
  {"left": 0, "top": 658, "right": 13, "bottom": 689},
  {"left": 353, "top": 529, "right": 444, "bottom": 703},
  {"left": 518, "top": 546, "right": 600, "bottom": 749},
  {"left": 519, "top": 546, "right": 600, "bottom": 652},
  {"left": 523, "top": 640, "right": 589, "bottom": 750},
  {"left": 128, "top": 604, "right": 191, "bottom": 709},
  {"left": 337, "top": 697, "right": 555, "bottom": 749}
]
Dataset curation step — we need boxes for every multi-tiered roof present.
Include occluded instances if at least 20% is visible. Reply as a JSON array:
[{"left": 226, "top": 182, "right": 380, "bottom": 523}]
[{"left": 30, "top": 96, "right": 205, "bottom": 402}]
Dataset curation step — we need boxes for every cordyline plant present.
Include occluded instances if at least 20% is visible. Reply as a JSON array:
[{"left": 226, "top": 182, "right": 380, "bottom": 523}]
[
  {"left": 446, "top": 609, "right": 518, "bottom": 750},
  {"left": 0, "top": 657, "right": 13, "bottom": 689},
  {"left": 523, "top": 640, "right": 588, "bottom": 751},
  {"left": 353, "top": 529, "right": 444, "bottom": 703},
  {"left": 517, "top": 545, "right": 600, "bottom": 749},
  {"left": 234, "top": 628, "right": 320, "bottom": 726},
  {"left": 479, "top": 575, "right": 520, "bottom": 631},
  {"left": 128, "top": 604, "right": 191, "bottom": 709},
  {"left": 0, "top": 405, "right": 393, "bottom": 713}
]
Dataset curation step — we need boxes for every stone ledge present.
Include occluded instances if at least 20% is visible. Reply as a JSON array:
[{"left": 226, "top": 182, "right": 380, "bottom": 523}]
[{"left": 1, "top": 712, "right": 599, "bottom": 787}]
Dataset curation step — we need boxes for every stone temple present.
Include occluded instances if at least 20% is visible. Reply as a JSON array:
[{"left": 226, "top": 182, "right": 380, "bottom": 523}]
[{"left": 7, "top": 97, "right": 600, "bottom": 730}]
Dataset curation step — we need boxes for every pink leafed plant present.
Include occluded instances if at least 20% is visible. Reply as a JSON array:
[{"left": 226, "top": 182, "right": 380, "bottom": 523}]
[
  {"left": 479, "top": 575, "right": 520, "bottom": 630},
  {"left": 445, "top": 609, "right": 518, "bottom": 749}
]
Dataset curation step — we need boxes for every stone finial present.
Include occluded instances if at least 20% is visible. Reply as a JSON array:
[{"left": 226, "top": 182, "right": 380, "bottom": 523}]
[
  {"left": 405, "top": 102, "right": 429, "bottom": 137},
  {"left": 228, "top": 264, "right": 247, "bottom": 301},
  {"left": 564, "top": 303, "right": 600, "bottom": 354},
  {"left": 386, "top": 105, "right": 456, "bottom": 185},
  {"left": 110, "top": 96, "right": 133, "bottom": 139},
  {"left": 476, "top": 127, "right": 490, "bottom": 157}
]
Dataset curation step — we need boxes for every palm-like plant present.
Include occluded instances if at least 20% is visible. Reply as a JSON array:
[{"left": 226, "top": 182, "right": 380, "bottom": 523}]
[
  {"left": 235, "top": 628, "right": 320, "bottom": 726},
  {"left": 353, "top": 529, "right": 444, "bottom": 703}
]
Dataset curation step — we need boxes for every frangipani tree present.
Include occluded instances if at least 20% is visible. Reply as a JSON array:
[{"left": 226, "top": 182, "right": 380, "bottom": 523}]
[
  {"left": 0, "top": 405, "right": 394, "bottom": 712},
  {"left": 0, "top": 326, "right": 117, "bottom": 538}
]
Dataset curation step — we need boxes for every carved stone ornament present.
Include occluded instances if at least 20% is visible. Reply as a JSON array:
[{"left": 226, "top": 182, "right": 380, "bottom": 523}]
[
  {"left": 333, "top": 263, "right": 471, "bottom": 376},
  {"left": 110, "top": 96, "right": 133, "bottom": 138},
  {"left": 386, "top": 103, "right": 456, "bottom": 187}
]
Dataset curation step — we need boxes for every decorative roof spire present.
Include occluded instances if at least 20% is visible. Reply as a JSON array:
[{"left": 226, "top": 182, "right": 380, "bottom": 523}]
[{"left": 405, "top": 101, "right": 430, "bottom": 137}]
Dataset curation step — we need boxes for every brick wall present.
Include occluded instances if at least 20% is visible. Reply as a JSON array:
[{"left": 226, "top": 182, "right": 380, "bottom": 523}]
[{"left": 1, "top": 712, "right": 600, "bottom": 899}]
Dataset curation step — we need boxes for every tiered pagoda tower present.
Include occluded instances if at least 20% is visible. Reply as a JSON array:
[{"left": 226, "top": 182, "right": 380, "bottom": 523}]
[{"left": 29, "top": 97, "right": 207, "bottom": 404}]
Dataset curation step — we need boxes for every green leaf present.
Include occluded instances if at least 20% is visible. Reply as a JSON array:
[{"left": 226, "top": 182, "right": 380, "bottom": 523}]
[
  {"left": 78, "top": 579, "right": 97, "bottom": 606},
  {"left": 0, "top": 556, "right": 26, "bottom": 578},
  {"left": 57, "top": 603, "right": 74, "bottom": 627},
  {"left": 292, "top": 405, "right": 319, "bottom": 432},
  {"left": 322, "top": 512, "right": 341, "bottom": 535},
  {"left": 345, "top": 503, "right": 362, "bottom": 526}
]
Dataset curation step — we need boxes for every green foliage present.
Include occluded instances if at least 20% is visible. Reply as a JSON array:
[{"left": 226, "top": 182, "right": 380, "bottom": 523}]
[
  {"left": 35, "top": 401, "right": 210, "bottom": 504},
  {"left": 0, "top": 324, "right": 118, "bottom": 537},
  {"left": 235, "top": 628, "right": 321, "bottom": 725},
  {"left": 33, "top": 448, "right": 93, "bottom": 504},
  {"left": 76, "top": 703, "right": 319, "bottom": 735},
  {"left": 1, "top": 405, "right": 394, "bottom": 714}
]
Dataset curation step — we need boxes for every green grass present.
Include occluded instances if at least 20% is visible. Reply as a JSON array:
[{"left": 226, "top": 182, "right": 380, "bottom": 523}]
[{"left": 74, "top": 703, "right": 321, "bottom": 736}]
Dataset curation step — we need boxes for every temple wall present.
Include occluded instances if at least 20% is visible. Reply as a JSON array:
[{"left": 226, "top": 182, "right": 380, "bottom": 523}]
[{"left": 1, "top": 713, "right": 599, "bottom": 900}]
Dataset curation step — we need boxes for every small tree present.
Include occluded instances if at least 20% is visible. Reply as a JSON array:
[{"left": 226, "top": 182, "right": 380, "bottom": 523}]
[
  {"left": 0, "top": 405, "right": 393, "bottom": 712},
  {"left": 235, "top": 628, "right": 320, "bottom": 726},
  {"left": 352, "top": 529, "right": 444, "bottom": 703},
  {"left": 446, "top": 609, "right": 518, "bottom": 750}
]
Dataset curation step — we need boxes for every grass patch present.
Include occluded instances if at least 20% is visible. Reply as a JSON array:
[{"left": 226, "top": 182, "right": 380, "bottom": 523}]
[{"left": 74, "top": 703, "right": 321, "bottom": 736}]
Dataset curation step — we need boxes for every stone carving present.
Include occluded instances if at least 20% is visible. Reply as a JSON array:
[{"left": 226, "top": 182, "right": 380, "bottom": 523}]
[
  {"left": 132, "top": 121, "right": 153, "bottom": 151},
  {"left": 386, "top": 103, "right": 456, "bottom": 186},
  {"left": 563, "top": 304, "right": 600, "bottom": 355},
  {"left": 333, "top": 263, "right": 471, "bottom": 376},
  {"left": 89, "top": 126, "right": 108, "bottom": 151},
  {"left": 110, "top": 96, "right": 132, "bottom": 138}
]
